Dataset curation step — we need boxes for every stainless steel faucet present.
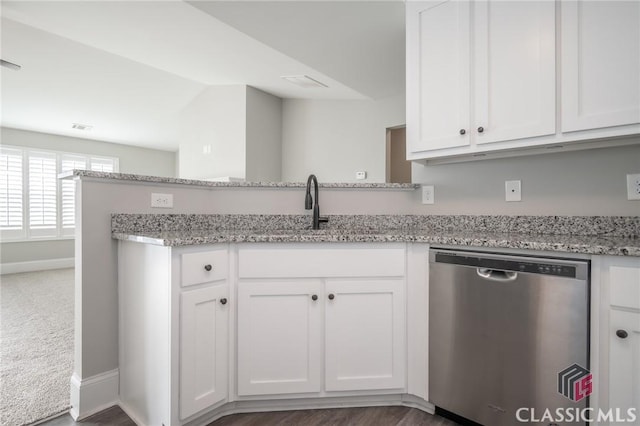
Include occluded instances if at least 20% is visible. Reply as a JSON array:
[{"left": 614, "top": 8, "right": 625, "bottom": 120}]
[{"left": 305, "top": 174, "right": 329, "bottom": 230}]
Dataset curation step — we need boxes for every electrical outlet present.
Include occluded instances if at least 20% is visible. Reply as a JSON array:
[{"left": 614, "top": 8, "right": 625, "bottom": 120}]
[
  {"left": 355, "top": 171, "right": 367, "bottom": 180},
  {"left": 421, "top": 185, "right": 435, "bottom": 204},
  {"left": 627, "top": 173, "right": 640, "bottom": 200},
  {"left": 151, "top": 193, "right": 173, "bottom": 208},
  {"left": 505, "top": 180, "right": 521, "bottom": 202}
]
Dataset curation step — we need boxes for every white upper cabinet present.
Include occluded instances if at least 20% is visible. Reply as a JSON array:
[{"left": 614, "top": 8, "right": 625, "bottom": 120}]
[
  {"left": 561, "top": 0, "right": 640, "bottom": 132},
  {"left": 407, "top": 0, "right": 471, "bottom": 152},
  {"left": 407, "top": 0, "right": 556, "bottom": 156},
  {"left": 407, "top": 0, "right": 639, "bottom": 163},
  {"left": 474, "top": 0, "right": 556, "bottom": 145}
]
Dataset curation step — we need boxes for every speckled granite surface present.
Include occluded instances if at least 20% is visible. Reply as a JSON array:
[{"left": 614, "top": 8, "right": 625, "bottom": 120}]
[
  {"left": 60, "top": 170, "right": 419, "bottom": 190},
  {"left": 112, "top": 214, "right": 640, "bottom": 256}
]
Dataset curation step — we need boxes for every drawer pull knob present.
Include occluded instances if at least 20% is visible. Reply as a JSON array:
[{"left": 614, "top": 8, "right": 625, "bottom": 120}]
[
  {"left": 477, "top": 126, "right": 484, "bottom": 133},
  {"left": 459, "top": 129, "right": 466, "bottom": 135},
  {"left": 311, "top": 294, "right": 318, "bottom": 301},
  {"left": 220, "top": 298, "right": 227, "bottom": 305},
  {"left": 616, "top": 329, "right": 628, "bottom": 339},
  {"left": 328, "top": 293, "right": 335, "bottom": 300},
  {"left": 204, "top": 264, "right": 212, "bottom": 272}
]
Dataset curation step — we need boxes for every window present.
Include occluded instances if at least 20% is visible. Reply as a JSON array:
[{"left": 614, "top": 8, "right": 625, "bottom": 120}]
[
  {"left": 0, "top": 148, "right": 23, "bottom": 237},
  {"left": 0, "top": 146, "right": 118, "bottom": 240}
]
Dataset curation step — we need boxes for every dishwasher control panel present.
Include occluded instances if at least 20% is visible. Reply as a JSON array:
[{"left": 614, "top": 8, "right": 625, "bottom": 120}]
[{"left": 434, "top": 252, "right": 579, "bottom": 278}]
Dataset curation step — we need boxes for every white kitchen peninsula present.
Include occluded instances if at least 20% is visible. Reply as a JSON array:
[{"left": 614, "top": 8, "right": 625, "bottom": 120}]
[{"left": 113, "top": 210, "right": 639, "bottom": 426}]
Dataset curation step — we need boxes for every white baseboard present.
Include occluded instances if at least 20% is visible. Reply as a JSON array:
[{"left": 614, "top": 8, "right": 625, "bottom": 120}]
[
  {"left": 185, "top": 394, "right": 433, "bottom": 426},
  {"left": 0, "top": 257, "right": 74, "bottom": 275},
  {"left": 70, "top": 369, "right": 119, "bottom": 421}
]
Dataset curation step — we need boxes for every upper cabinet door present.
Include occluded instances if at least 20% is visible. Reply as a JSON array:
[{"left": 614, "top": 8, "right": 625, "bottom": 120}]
[
  {"left": 562, "top": 1, "right": 640, "bottom": 132},
  {"left": 474, "top": 0, "right": 556, "bottom": 145},
  {"left": 407, "top": 0, "right": 470, "bottom": 153}
]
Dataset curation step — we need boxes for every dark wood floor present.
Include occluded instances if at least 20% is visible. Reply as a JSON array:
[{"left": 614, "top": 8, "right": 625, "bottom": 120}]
[{"left": 38, "top": 405, "right": 460, "bottom": 426}]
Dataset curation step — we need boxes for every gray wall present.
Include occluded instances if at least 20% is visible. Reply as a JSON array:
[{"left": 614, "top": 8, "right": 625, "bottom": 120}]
[
  {"left": 281, "top": 93, "right": 405, "bottom": 183},
  {"left": 1, "top": 127, "right": 176, "bottom": 265},
  {"left": 1, "top": 127, "right": 177, "bottom": 177},
  {"left": 411, "top": 140, "right": 640, "bottom": 216},
  {"left": 245, "top": 86, "right": 282, "bottom": 182}
]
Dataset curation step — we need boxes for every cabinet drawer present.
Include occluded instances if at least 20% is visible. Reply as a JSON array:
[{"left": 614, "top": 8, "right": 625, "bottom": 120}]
[
  {"left": 238, "top": 245, "right": 405, "bottom": 278},
  {"left": 181, "top": 250, "right": 228, "bottom": 287},
  {"left": 609, "top": 264, "right": 640, "bottom": 310}
]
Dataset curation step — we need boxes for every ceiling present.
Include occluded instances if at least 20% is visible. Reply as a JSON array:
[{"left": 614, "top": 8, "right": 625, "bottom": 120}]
[{"left": 0, "top": 1, "right": 405, "bottom": 151}]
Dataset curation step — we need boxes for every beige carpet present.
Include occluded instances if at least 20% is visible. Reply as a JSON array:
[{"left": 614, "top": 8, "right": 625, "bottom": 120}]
[{"left": 1, "top": 269, "right": 74, "bottom": 426}]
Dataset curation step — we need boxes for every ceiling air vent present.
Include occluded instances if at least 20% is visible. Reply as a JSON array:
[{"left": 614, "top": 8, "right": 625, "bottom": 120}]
[
  {"left": 281, "top": 75, "right": 328, "bottom": 88},
  {"left": 72, "top": 123, "right": 93, "bottom": 131}
]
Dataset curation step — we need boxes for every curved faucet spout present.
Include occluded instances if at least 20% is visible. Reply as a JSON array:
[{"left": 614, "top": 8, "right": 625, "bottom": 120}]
[{"left": 305, "top": 174, "right": 328, "bottom": 230}]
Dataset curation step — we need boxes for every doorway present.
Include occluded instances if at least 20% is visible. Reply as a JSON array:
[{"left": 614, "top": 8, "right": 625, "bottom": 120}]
[{"left": 386, "top": 126, "right": 411, "bottom": 183}]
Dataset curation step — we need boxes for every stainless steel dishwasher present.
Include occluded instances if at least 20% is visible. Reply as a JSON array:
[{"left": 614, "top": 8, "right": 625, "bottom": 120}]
[{"left": 429, "top": 248, "right": 590, "bottom": 426}]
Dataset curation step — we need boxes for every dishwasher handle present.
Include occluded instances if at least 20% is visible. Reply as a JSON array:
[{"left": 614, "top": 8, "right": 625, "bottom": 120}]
[{"left": 477, "top": 268, "right": 518, "bottom": 282}]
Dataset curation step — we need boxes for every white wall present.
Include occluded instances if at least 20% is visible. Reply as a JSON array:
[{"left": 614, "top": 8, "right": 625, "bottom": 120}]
[
  {"left": 281, "top": 93, "right": 405, "bottom": 183},
  {"left": 179, "top": 85, "right": 247, "bottom": 180},
  {"left": 0, "top": 127, "right": 177, "bottom": 265},
  {"left": 179, "top": 85, "right": 283, "bottom": 182},
  {"left": 245, "top": 86, "right": 282, "bottom": 182},
  {"left": 411, "top": 141, "right": 640, "bottom": 216}
]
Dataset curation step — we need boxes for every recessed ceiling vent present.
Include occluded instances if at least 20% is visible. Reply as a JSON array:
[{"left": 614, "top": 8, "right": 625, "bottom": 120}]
[
  {"left": 1, "top": 59, "right": 22, "bottom": 71},
  {"left": 281, "top": 75, "right": 328, "bottom": 88},
  {"left": 72, "top": 123, "right": 93, "bottom": 131}
]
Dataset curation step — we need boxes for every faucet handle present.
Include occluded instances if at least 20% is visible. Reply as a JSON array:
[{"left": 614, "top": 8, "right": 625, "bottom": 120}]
[{"left": 318, "top": 216, "right": 329, "bottom": 223}]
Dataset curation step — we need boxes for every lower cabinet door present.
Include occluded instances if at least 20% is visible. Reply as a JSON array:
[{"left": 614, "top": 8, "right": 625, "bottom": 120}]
[
  {"left": 609, "top": 309, "right": 640, "bottom": 419},
  {"left": 324, "top": 279, "right": 406, "bottom": 391},
  {"left": 180, "top": 285, "right": 228, "bottom": 420},
  {"left": 237, "top": 281, "right": 322, "bottom": 396}
]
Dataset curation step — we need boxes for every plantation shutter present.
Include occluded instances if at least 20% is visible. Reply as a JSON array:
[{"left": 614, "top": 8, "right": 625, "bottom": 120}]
[
  {"left": 0, "top": 147, "right": 23, "bottom": 234},
  {"left": 90, "top": 158, "right": 115, "bottom": 172},
  {"left": 28, "top": 151, "right": 57, "bottom": 235},
  {"left": 61, "top": 155, "right": 86, "bottom": 230}
]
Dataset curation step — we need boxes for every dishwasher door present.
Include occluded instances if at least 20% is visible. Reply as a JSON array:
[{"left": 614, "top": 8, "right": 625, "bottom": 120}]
[{"left": 429, "top": 249, "right": 590, "bottom": 426}]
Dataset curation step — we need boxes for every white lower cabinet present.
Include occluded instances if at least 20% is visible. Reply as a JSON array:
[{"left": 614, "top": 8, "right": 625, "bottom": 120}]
[
  {"left": 609, "top": 309, "right": 640, "bottom": 419},
  {"left": 118, "top": 242, "right": 229, "bottom": 426},
  {"left": 237, "top": 281, "right": 323, "bottom": 396},
  {"left": 180, "top": 285, "right": 228, "bottom": 419},
  {"left": 325, "top": 280, "right": 405, "bottom": 391},
  {"left": 595, "top": 256, "right": 640, "bottom": 425},
  {"left": 236, "top": 243, "right": 407, "bottom": 398},
  {"left": 119, "top": 242, "right": 416, "bottom": 424}
]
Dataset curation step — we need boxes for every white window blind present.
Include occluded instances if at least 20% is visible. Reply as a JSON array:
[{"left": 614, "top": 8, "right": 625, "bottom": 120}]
[
  {"left": 0, "top": 147, "right": 23, "bottom": 231},
  {"left": 90, "top": 158, "right": 115, "bottom": 172},
  {"left": 1, "top": 145, "right": 118, "bottom": 241},
  {"left": 61, "top": 155, "right": 86, "bottom": 229},
  {"left": 29, "top": 152, "right": 57, "bottom": 233}
]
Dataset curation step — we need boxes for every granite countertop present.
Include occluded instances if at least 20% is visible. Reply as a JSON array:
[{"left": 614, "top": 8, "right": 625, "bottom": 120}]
[
  {"left": 60, "top": 170, "right": 419, "bottom": 190},
  {"left": 112, "top": 228, "right": 640, "bottom": 257},
  {"left": 111, "top": 214, "right": 640, "bottom": 257}
]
